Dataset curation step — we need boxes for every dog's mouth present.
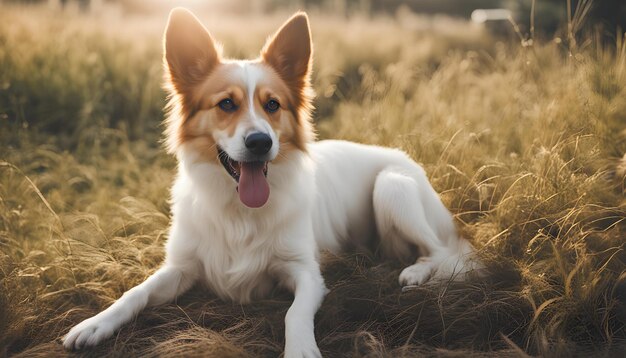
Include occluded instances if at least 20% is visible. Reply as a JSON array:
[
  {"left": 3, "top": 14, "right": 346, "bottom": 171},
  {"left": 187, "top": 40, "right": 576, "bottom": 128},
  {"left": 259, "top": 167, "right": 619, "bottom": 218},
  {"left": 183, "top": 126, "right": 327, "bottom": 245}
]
[{"left": 217, "top": 147, "right": 270, "bottom": 208}]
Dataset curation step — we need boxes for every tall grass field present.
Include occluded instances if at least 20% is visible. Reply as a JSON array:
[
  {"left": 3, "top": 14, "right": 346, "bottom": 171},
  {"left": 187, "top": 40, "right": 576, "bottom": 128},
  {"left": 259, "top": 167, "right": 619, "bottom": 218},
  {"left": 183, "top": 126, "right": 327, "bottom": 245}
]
[{"left": 1, "top": 4, "right": 625, "bottom": 357}]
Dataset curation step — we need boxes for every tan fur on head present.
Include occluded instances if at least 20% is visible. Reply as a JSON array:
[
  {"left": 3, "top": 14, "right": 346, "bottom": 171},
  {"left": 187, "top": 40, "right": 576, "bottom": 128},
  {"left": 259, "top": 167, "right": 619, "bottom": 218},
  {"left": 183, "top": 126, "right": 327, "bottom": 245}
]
[
  {"left": 164, "top": 8, "right": 221, "bottom": 102},
  {"left": 162, "top": 9, "right": 315, "bottom": 158},
  {"left": 261, "top": 12, "right": 316, "bottom": 151},
  {"left": 162, "top": 8, "right": 222, "bottom": 154}
]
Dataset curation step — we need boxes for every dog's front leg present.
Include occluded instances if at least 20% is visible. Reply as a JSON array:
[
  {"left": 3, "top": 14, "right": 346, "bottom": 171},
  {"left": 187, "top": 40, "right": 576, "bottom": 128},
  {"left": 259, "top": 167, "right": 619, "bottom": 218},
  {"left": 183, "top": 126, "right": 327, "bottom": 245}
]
[
  {"left": 279, "top": 259, "right": 327, "bottom": 358},
  {"left": 62, "top": 264, "right": 197, "bottom": 350}
]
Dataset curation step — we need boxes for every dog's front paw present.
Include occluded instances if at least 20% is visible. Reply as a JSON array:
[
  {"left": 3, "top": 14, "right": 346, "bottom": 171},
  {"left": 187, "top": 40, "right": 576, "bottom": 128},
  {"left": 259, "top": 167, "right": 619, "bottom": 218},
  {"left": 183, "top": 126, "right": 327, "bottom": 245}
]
[
  {"left": 284, "top": 345, "right": 322, "bottom": 358},
  {"left": 62, "top": 315, "right": 115, "bottom": 350},
  {"left": 284, "top": 337, "right": 322, "bottom": 358}
]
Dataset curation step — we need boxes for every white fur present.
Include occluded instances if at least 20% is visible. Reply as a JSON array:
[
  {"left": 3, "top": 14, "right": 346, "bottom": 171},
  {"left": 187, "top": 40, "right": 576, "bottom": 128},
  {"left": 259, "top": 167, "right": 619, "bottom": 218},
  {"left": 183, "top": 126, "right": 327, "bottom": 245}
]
[
  {"left": 63, "top": 138, "right": 481, "bottom": 357},
  {"left": 63, "top": 31, "right": 481, "bottom": 358}
]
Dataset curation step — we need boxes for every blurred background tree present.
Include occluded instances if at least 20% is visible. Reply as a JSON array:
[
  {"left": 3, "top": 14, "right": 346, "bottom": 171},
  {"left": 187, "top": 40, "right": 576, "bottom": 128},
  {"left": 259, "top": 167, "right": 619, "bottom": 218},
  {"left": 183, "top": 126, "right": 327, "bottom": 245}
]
[
  {"left": 6, "top": 0, "right": 626, "bottom": 39},
  {"left": 275, "top": 0, "right": 626, "bottom": 39}
]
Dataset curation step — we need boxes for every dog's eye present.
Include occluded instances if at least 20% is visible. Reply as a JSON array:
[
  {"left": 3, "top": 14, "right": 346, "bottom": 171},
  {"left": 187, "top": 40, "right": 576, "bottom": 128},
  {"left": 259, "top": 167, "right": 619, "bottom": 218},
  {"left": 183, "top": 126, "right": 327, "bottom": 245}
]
[
  {"left": 218, "top": 98, "right": 237, "bottom": 112},
  {"left": 265, "top": 99, "right": 280, "bottom": 113}
]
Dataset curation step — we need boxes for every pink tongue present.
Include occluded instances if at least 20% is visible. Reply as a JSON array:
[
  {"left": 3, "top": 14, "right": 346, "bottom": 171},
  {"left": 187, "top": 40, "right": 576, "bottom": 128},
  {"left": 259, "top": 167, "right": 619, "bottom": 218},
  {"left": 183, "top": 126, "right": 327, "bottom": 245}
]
[{"left": 238, "top": 162, "right": 270, "bottom": 208}]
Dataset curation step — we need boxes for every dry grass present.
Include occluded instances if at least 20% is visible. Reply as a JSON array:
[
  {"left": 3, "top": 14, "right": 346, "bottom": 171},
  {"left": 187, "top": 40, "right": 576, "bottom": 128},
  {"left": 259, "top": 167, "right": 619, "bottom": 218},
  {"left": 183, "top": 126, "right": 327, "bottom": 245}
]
[{"left": 1, "top": 4, "right": 625, "bottom": 357}]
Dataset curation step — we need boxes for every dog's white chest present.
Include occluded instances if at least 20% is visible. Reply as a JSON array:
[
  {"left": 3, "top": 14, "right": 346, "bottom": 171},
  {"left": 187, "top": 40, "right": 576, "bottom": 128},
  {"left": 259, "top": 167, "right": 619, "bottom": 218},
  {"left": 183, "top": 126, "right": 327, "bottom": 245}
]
[
  {"left": 169, "top": 149, "right": 315, "bottom": 304},
  {"left": 194, "top": 220, "right": 277, "bottom": 304}
]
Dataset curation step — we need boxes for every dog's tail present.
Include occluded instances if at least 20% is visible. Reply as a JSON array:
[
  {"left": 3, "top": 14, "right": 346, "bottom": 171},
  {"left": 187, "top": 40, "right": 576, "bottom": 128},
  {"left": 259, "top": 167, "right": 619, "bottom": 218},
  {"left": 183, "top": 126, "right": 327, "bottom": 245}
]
[{"left": 431, "top": 238, "right": 485, "bottom": 282}]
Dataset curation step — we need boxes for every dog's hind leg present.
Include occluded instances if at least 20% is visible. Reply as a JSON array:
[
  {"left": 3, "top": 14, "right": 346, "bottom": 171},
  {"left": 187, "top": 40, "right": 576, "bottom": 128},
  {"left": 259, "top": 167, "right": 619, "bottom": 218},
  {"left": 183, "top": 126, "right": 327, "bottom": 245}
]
[{"left": 373, "top": 165, "right": 477, "bottom": 286}]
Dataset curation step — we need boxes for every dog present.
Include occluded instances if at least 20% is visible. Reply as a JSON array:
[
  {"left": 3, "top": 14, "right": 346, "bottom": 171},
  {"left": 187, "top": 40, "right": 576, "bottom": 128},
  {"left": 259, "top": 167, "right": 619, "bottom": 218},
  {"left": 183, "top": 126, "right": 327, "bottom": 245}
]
[{"left": 62, "top": 8, "right": 481, "bottom": 357}]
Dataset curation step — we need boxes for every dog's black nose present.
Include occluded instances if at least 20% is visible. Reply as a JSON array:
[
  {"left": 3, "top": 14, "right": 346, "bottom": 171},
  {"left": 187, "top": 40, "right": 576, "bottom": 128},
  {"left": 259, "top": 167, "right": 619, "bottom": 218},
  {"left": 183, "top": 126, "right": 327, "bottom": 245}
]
[{"left": 245, "top": 132, "right": 273, "bottom": 155}]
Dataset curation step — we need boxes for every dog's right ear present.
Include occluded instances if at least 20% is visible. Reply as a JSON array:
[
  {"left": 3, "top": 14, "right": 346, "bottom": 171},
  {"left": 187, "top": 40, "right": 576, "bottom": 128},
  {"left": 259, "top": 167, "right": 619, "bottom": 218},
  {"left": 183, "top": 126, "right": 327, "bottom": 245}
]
[{"left": 164, "top": 8, "right": 220, "bottom": 96}]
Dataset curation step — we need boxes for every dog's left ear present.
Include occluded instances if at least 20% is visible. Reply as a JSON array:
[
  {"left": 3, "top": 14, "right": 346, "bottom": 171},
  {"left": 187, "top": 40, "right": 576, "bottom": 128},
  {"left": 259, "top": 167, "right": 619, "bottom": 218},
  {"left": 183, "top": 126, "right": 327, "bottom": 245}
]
[
  {"left": 261, "top": 12, "right": 312, "bottom": 84},
  {"left": 164, "top": 8, "right": 220, "bottom": 96}
]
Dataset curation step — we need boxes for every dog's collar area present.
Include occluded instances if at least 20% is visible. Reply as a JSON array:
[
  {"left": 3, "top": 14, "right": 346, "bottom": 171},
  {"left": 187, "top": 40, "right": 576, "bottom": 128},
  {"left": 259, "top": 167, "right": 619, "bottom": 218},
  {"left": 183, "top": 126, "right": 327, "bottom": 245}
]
[{"left": 217, "top": 146, "right": 268, "bottom": 184}]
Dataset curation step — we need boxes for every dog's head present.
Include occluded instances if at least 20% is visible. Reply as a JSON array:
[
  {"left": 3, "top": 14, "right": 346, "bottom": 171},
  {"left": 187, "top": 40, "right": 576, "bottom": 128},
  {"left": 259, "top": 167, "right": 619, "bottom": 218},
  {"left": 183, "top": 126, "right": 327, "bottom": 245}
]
[{"left": 163, "top": 8, "right": 314, "bottom": 208}]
